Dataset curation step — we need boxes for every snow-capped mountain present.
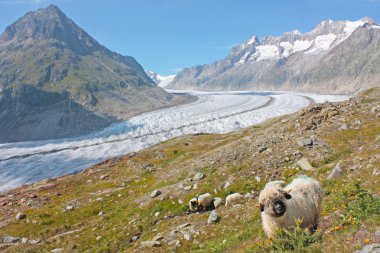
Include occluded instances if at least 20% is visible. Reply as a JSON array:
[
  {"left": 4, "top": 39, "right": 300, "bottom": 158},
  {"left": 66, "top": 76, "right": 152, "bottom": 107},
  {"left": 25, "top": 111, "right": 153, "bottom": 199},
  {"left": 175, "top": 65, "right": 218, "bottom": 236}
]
[
  {"left": 146, "top": 71, "right": 176, "bottom": 87},
  {"left": 169, "top": 17, "right": 380, "bottom": 94}
]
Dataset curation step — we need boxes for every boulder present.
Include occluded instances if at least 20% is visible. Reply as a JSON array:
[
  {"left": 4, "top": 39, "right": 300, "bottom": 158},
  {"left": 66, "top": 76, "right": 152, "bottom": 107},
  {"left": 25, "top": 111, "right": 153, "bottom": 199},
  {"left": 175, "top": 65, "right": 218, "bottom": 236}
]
[
  {"left": 2, "top": 236, "right": 21, "bottom": 243},
  {"left": 208, "top": 210, "right": 220, "bottom": 224},
  {"left": 15, "top": 212, "right": 26, "bottom": 220},
  {"left": 296, "top": 158, "right": 314, "bottom": 171},
  {"left": 140, "top": 240, "right": 161, "bottom": 247},
  {"left": 354, "top": 243, "right": 380, "bottom": 253},
  {"left": 296, "top": 137, "right": 313, "bottom": 147},
  {"left": 150, "top": 190, "right": 161, "bottom": 198},
  {"left": 213, "top": 197, "right": 223, "bottom": 208},
  {"left": 327, "top": 160, "right": 343, "bottom": 179},
  {"left": 193, "top": 172, "right": 206, "bottom": 181},
  {"left": 258, "top": 146, "right": 267, "bottom": 153}
]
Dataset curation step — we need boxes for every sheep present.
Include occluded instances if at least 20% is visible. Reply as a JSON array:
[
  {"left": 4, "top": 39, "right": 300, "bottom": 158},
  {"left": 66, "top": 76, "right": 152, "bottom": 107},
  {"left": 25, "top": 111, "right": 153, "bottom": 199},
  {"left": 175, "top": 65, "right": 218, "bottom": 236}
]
[
  {"left": 225, "top": 192, "right": 244, "bottom": 206},
  {"left": 189, "top": 193, "right": 213, "bottom": 212},
  {"left": 258, "top": 176, "right": 323, "bottom": 238}
]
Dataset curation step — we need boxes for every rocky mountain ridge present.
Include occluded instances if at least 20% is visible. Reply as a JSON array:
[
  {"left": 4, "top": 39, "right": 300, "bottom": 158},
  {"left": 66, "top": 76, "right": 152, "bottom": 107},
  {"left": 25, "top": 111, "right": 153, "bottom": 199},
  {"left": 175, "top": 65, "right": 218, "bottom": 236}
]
[
  {"left": 0, "top": 5, "right": 189, "bottom": 143},
  {"left": 170, "top": 17, "right": 380, "bottom": 94},
  {"left": 146, "top": 71, "right": 175, "bottom": 87}
]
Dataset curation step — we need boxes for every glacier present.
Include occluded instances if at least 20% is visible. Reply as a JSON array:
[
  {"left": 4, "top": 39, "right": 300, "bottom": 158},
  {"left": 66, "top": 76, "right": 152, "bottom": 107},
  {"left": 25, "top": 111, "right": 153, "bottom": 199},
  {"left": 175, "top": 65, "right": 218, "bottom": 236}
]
[{"left": 0, "top": 90, "right": 348, "bottom": 192}]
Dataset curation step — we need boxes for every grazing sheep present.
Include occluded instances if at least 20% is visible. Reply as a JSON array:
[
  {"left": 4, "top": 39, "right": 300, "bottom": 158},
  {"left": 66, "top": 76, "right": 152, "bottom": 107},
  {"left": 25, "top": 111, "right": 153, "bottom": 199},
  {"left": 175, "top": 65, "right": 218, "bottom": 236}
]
[
  {"left": 225, "top": 192, "right": 244, "bottom": 206},
  {"left": 189, "top": 193, "right": 213, "bottom": 211},
  {"left": 258, "top": 176, "right": 323, "bottom": 238}
]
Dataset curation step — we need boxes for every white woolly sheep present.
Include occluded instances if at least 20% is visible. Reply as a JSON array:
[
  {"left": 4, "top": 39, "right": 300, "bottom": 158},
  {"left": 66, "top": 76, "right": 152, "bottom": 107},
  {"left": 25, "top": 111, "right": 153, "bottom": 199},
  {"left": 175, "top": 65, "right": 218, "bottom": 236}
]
[
  {"left": 258, "top": 176, "right": 323, "bottom": 238},
  {"left": 225, "top": 192, "right": 244, "bottom": 206},
  {"left": 189, "top": 193, "right": 213, "bottom": 211}
]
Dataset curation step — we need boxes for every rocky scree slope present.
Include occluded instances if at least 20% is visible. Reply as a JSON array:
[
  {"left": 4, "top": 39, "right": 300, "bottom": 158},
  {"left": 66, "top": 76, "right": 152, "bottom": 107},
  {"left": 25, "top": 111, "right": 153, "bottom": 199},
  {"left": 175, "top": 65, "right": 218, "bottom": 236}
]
[
  {"left": 170, "top": 18, "right": 380, "bottom": 94},
  {"left": 0, "top": 5, "right": 188, "bottom": 143},
  {"left": 0, "top": 88, "right": 379, "bottom": 252}
]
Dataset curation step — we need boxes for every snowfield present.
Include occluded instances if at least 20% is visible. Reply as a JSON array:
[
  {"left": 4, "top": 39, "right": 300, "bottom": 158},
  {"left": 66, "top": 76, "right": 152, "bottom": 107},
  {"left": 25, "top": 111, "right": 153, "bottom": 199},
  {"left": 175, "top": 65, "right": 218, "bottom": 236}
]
[{"left": 0, "top": 90, "right": 348, "bottom": 192}]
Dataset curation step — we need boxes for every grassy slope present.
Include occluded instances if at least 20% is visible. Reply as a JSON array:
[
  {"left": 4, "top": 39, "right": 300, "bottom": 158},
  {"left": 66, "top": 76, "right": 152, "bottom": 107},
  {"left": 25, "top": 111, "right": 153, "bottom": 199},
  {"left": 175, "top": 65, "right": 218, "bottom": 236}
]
[{"left": 0, "top": 89, "right": 379, "bottom": 252}]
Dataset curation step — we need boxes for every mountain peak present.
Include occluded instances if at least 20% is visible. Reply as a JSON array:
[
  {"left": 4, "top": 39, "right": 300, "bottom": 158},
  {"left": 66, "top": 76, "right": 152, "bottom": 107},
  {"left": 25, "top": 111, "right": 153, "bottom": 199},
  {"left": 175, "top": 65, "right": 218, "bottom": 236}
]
[{"left": 1, "top": 5, "right": 90, "bottom": 44}]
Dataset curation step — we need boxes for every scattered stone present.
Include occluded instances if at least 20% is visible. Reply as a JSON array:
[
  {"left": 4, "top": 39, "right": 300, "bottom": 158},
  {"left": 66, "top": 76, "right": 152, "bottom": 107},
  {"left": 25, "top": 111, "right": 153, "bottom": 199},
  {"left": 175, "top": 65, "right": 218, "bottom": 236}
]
[
  {"left": 96, "top": 197, "right": 104, "bottom": 202},
  {"left": 29, "top": 239, "right": 41, "bottom": 244},
  {"left": 65, "top": 205, "right": 74, "bottom": 211},
  {"left": 193, "top": 184, "right": 198, "bottom": 190},
  {"left": 96, "top": 236, "right": 102, "bottom": 241},
  {"left": 296, "top": 137, "right": 313, "bottom": 147},
  {"left": 183, "top": 232, "right": 192, "bottom": 241},
  {"left": 178, "top": 223, "right": 191, "bottom": 229},
  {"left": 152, "top": 234, "right": 164, "bottom": 241},
  {"left": 255, "top": 176, "right": 261, "bottom": 182},
  {"left": 213, "top": 197, "right": 223, "bottom": 208},
  {"left": 370, "top": 106, "right": 379, "bottom": 113},
  {"left": 220, "top": 180, "right": 233, "bottom": 189},
  {"left": 51, "top": 248, "right": 65, "bottom": 253},
  {"left": 296, "top": 158, "right": 314, "bottom": 171},
  {"left": 339, "top": 123, "right": 348, "bottom": 130},
  {"left": 178, "top": 199, "right": 184, "bottom": 204},
  {"left": 98, "top": 211, "right": 105, "bottom": 216},
  {"left": 354, "top": 243, "right": 380, "bottom": 253},
  {"left": 21, "top": 238, "right": 28, "bottom": 244},
  {"left": 183, "top": 186, "right": 192, "bottom": 191},
  {"left": 373, "top": 169, "right": 380, "bottom": 176},
  {"left": 193, "top": 172, "right": 206, "bottom": 181},
  {"left": 150, "top": 190, "right": 161, "bottom": 198},
  {"left": 154, "top": 212, "right": 160, "bottom": 217},
  {"left": 244, "top": 193, "right": 254, "bottom": 199},
  {"left": 131, "top": 235, "right": 140, "bottom": 242},
  {"left": 16, "top": 212, "right": 26, "bottom": 220},
  {"left": 140, "top": 240, "right": 161, "bottom": 247},
  {"left": 258, "top": 146, "right": 267, "bottom": 153},
  {"left": 208, "top": 210, "right": 220, "bottom": 224},
  {"left": 327, "top": 160, "right": 343, "bottom": 179},
  {"left": 2, "top": 236, "right": 21, "bottom": 243},
  {"left": 284, "top": 156, "right": 290, "bottom": 162}
]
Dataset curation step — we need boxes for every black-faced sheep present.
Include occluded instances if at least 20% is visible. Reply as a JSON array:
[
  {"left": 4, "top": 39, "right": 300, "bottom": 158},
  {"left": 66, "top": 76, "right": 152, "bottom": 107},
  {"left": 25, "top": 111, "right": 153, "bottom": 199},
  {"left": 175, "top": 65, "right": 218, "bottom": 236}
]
[
  {"left": 258, "top": 176, "right": 323, "bottom": 238},
  {"left": 189, "top": 193, "right": 213, "bottom": 211},
  {"left": 225, "top": 192, "right": 244, "bottom": 206}
]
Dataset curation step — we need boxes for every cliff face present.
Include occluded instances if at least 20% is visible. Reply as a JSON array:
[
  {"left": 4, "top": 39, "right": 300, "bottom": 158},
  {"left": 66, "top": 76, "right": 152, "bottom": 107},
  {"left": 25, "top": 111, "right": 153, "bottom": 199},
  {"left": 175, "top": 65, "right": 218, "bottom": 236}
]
[
  {"left": 0, "top": 5, "right": 180, "bottom": 143},
  {"left": 170, "top": 18, "right": 380, "bottom": 94}
]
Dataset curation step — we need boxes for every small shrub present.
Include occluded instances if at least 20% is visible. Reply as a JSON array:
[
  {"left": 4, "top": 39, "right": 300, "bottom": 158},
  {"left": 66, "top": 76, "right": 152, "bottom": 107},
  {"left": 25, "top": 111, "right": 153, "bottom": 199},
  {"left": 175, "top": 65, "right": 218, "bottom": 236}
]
[{"left": 270, "top": 220, "right": 322, "bottom": 252}]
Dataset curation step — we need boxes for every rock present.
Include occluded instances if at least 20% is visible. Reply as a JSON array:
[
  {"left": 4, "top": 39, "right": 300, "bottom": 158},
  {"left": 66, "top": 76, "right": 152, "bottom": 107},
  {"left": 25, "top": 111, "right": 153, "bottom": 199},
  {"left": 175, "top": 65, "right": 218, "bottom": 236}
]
[
  {"left": 193, "top": 172, "right": 206, "bottom": 181},
  {"left": 213, "top": 197, "right": 223, "bottom": 208},
  {"left": 96, "top": 197, "right": 104, "bottom": 202},
  {"left": 183, "top": 232, "right": 192, "bottom": 241},
  {"left": 154, "top": 212, "right": 160, "bottom": 217},
  {"left": 51, "top": 248, "right": 65, "bottom": 253},
  {"left": 65, "top": 205, "right": 74, "bottom": 211},
  {"left": 150, "top": 190, "right": 161, "bottom": 198},
  {"left": 96, "top": 236, "right": 102, "bottom": 241},
  {"left": 370, "top": 106, "right": 379, "bottom": 113},
  {"left": 377, "top": 114, "right": 380, "bottom": 118},
  {"left": 29, "top": 239, "right": 41, "bottom": 244},
  {"left": 208, "top": 210, "right": 220, "bottom": 224},
  {"left": 21, "top": 238, "right": 28, "bottom": 244},
  {"left": 220, "top": 180, "right": 233, "bottom": 189},
  {"left": 255, "top": 176, "right": 261, "bottom": 182},
  {"left": 178, "top": 223, "right": 191, "bottom": 229},
  {"left": 296, "top": 158, "right": 314, "bottom": 171},
  {"left": 339, "top": 123, "right": 348, "bottom": 130},
  {"left": 98, "top": 211, "right": 105, "bottom": 216},
  {"left": 15, "top": 212, "right": 26, "bottom": 220},
  {"left": 296, "top": 137, "right": 313, "bottom": 147},
  {"left": 2, "top": 236, "right": 21, "bottom": 243},
  {"left": 140, "top": 240, "right": 161, "bottom": 247},
  {"left": 183, "top": 186, "right": 192, "bottom": 191},
  {"left": 178, "top": 199, "right": 184, "bottom": 204},
  {"left": 327, "top": 160, "right": 343, "bottom": 179},
  {"left": 373, "top": 169, "right": 380, "bottom": 176},
  {"left": 131, "top": 235, "right": 140, "bottom": 242},
  {"left": 152, "top": 234, "right": 164, "bottom": 241},
  {"left": 354, "top": 243, "right": 380, "bottom": 253},
  {"left": 244, "top": 193, "right": 254, "bottom": 199},
  {"left": 258, "top": 146, "right": 267, "bottom": 153},
  {"left": 193, "top": 184, "right": 198, "bottom": 189}
]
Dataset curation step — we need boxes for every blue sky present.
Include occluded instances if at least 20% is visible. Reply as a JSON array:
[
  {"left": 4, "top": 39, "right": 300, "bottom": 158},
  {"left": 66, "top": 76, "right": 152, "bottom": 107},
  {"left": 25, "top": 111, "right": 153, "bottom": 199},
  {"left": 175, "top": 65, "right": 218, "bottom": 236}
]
[{"left": 0, "top": 0, "right": 380, "bottom": 75}]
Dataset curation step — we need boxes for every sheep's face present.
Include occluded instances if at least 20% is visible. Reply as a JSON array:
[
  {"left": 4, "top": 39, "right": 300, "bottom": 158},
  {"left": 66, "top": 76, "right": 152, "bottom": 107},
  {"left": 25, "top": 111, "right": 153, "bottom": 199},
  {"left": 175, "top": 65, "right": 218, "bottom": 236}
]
[
  {"left": 259, "top": 188, "right": 292, "bottom": 217},
  {"left": 189, "top": 198, "right": 198, "bottom": 211}
]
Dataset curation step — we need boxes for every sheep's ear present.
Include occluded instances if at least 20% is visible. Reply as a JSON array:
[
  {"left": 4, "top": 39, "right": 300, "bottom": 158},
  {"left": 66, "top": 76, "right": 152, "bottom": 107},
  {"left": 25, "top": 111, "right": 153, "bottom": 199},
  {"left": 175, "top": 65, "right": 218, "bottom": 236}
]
[
  {"left": 284, "top": 192, "right": 292, "bottom": 200},
  {"left": 260, "top": 204, "right": 264, "bottom": 212}
]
